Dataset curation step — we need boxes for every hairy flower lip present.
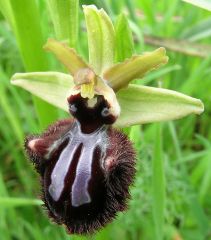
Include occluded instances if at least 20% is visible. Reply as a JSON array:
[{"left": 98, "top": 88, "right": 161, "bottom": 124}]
[{"left": 25, "top": 115, "right": 136, "bottom": 234}]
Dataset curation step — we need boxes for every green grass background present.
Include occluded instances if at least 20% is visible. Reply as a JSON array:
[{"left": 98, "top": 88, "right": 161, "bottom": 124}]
[{"left": 0, "top": 0, "right": 211, "bottom": 239}]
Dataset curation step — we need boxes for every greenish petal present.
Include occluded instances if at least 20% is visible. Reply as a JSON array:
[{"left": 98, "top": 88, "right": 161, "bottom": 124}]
[
  {"left": 83, "top": 5, "right": 115, "bottom": 75},
  {"left": 115, "top": 84, "right": 204, "bottom": 127},
  {"left": 10, "top": 71, "right": 120, "bottom": 119},
  {"left": 44, "top": 38, "right": 89, "bottom": 76},
  {"left": 11, "top": 72, "right": 73, "bottom": 112},
  {"left": 11, "top": 73, "right": 204, "bottom": 129},
  {"left": 103, "top": 47, "right": 168, "bottom": 91}
]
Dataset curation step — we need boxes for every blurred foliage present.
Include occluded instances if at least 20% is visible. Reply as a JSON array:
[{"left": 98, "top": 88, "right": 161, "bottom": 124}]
[{"left": 0, "top": 0, "right": 211, "bottom": 240}]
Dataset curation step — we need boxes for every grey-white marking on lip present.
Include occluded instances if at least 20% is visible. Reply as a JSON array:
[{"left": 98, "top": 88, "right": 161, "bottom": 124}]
[
  {"left": 48, "top": 140, "right": 79, "bottom": 201},
  {"left": 71, "top": 126, "right": 107, "bottom": 207},
  {"left": 71, "top": 144, "right": 94, "bottom": 207},
  {"left": 70, "top": 123, "right": 107, "bottom": 207},
  {"left": 48, "top": 123, "right": 80, "bottom": 201}
]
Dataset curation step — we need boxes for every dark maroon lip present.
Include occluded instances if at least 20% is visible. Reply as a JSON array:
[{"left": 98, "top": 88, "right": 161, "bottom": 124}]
[{"left": 25, "top": 94, "right": 136, "bottom": 235}]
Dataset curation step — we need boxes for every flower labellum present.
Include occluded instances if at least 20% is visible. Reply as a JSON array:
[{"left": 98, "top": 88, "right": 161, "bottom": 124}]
[{"left": 25, "top": 68, "right": 136, "bottom": 234}]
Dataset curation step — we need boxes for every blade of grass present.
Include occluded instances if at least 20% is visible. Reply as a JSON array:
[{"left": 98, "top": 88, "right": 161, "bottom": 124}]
[
  {"left": 136, "top": 0, "right": 155, "bottom": 26},
  {"left": 181, "top": 56, "right": 211, "bottom": 94},
  {"left": 0, "top": 0, "right": 58, "bottom": 128},
  {"left": 115, "top": 13, "right": 134, "bottom": 62},
  {"left": 22, "top": 221, "right": 45, "bottom": 240},
  {"left": 124, "top": 0, "right": 138, "bottom": 23},
  {"left": 69, "top": 0, "right": 79, "bottom": 48},
  {"left": 47, "top": 0, "right": 79, "bottom": 48},
  {"left": 0, "top": 129, "right": 35, "bottom": 195},
  {"left": 1, "top": 70, "right": 39, "bottom": 132},
  {"left": 187, "top": 193, "right": 210, "bottom": 236},
  {"left": 0, "top": 197, "right": 43, "bottom": 207},
  {"left": 182, "top": 0, "right": 211, "bottom": 11},
  {"left": 176, "top": 150, "right": 208, "bottom": 164},
  {"left": 175, "top": 146, "right": 210, "bottom": 236},
  {"left": 128, "top": 20, "right": 144, "bottom": 51},
  {"left": 129, "top": 125, "right": 142, "bottom": 150},
  {"left": 199, "top": 149, "right": 211, "bottom": 202},
  {"left": 0, "top": 82, "right": 24, "bottom": 144},
  {"left": 168, "top": 121, "right": 182, "bottom": 160},
  {"left": 144, "top": 35, "right": 211, "bottom": 58},
  {"left": 0, "top": 172, "right": 11, "bottom": 240},
  {"left": 152, "top": 123, "right": 165, "bottom": 240},
  {"left": 157, "top": 0, "right": 179, "bottom": 35},
  {"left": 181, "top": 17, "right": 211, "bottom": 42},
  {"left": 140, "top": 65, "right": 181, "bottom": 85},
  {"left": 109, "top": 0, "right": 122, "bottom": 15},
  {"left": 0, "top": 172, "right": 26, "bottom": 239}
]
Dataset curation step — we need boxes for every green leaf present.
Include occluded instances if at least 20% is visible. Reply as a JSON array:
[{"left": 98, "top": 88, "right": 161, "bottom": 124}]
[
  {"left": 11, "top": 72, "right": 73, "bottom": 112},
  {"left": 182, "top": 0, "right": 211, "bottom": 11},
  {"left": 103, "top": 47, "right": 168, "bottom": 91},
  {"left": 46, "top": 0, "right": 79, "bottom": 48},
  {"left": 115, "top": 13, "right": 134, "bottom": 62},
  {"left": 83, "top": 5, "right": 115, "bottom": 75},
  {"left": 44, "top": 38, "right": 89, "bottom": 76},
  {"left": 115, "top": 84, "right": 204, "bottom": 127}
]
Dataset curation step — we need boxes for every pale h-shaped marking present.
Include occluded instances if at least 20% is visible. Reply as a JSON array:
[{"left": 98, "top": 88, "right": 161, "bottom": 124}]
[{"left": 48, "top": 122, "right": 107, "bottom": 206}]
